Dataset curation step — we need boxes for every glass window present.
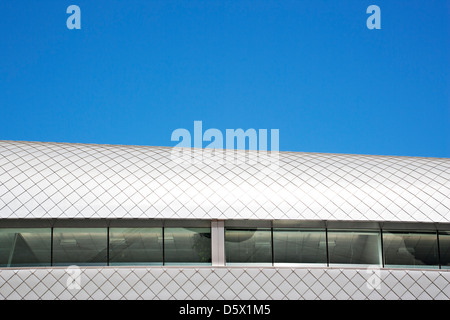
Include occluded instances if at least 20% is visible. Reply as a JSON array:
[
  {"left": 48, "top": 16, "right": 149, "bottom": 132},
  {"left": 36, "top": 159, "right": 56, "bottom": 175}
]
[
  {"left": 328, "top": 230, "right": 382, "bottom": 265},
  {"left": 109, "top": 228, "right": 163, "bottom": 266},
  {"left": 0, "top": 228, "right": 51, "bottom": 267},
  {"left": 273, "top": 229, "right": 327, "bottom": 264},
  {"left": 164, "top": 228, "right": 211, "bottom": 265},
  {"left": 225, "top": 228, "right": 271, "bottom": 264},
  {"left": 439, "top": 232, "right": 450, "bottom": 269},
  {"left": 383, "top": 231, "right": 439, "bottom": 268},
  {"left": 53, "top": 228, "right": 107, "bottom": 266}
]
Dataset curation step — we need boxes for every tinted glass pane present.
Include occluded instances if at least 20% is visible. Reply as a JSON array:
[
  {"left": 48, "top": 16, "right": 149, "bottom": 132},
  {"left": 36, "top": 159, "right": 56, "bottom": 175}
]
[
  {"left": 383, "top": 232, "right": 438, "bottom": 268},
  {"left": 328, "top": 231, "right": 381, "bottom": 265},
  {"left": 53, "top": 228, "right": 107, "bottom": 266},
  {"left": 164, "top": 228, "right": 211, "bottom": 265},
  {"left": 439, "top": 232, "right": 450, "bottom": 269},
  {"left": 0, "top": 228, "right": 51, "bottom": 267},
  {"left": 225, "top": 229, "right": 271, "bottom": 264},
  {"left": 109, "top": 228, "right": 163, "bottom": 266},
  {"left": 273, "top": 229, "right": 327, "bottom": 264}
]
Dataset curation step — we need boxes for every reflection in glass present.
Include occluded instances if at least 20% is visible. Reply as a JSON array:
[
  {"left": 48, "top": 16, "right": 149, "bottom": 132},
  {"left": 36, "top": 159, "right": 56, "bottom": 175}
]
[
  {"left": 225, "top": 228, "right": 271, "bottom": 264},
  {"left": 273, "top": 229, "right": 327, "bottom": 264},
  {"left": 328, "top": 231, "right": 381, "bottom": 265},
  {"left": 109, "top": 228, "right": 163, "bottom": 266},
  {"left": 164, "top": 228, "right": 211, "bottom": 265},
  {"left": 0, "top": 228, "right": 51, "bottom": 267},
  {"left": 53, "top": 228, "right": 107, "bottom": 266},
  {"left": 383, "top": 232, "right": 439, "bottom": 268},
  {"left": 439, "top": 232, "right": 450, "bottom": 269}
]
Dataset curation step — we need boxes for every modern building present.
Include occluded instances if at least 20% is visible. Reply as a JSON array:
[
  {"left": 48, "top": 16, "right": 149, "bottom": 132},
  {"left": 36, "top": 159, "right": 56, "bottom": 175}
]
[{"left": 0, "top": 140, "right": 449, "bottom": 300}]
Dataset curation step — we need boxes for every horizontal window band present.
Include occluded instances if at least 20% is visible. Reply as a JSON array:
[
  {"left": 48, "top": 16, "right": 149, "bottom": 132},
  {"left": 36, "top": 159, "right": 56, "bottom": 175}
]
[
  {"left": 1, "top": 219, "right": 450, "bottom": 231},
  {"left": 1, "top": 220, "right": 449, "bottom": 270}
]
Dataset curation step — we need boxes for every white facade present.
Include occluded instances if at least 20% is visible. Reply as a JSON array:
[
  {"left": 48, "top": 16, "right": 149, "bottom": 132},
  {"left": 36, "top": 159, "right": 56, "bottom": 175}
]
[
  {"left": 0, "top": 140, "right": 448, "bottom": 222},
  {"left": 0, "top": 140, "right": 449, "bottom": 300}
]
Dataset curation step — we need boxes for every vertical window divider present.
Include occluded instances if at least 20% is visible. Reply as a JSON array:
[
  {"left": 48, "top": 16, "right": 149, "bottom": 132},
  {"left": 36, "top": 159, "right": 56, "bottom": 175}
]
[
  {"left": 50, "top": 227, "right": 54, "bottom": 267},
  {"left": 437, "top": 230, "right": 441, "bottom": 269},
  {"left": 325, "top": 225, "right": 329, "bottom": 267},
  {"left": 211, "top": 220, "right": 226, "bottom": 266},
  {"left": 162, "top": 227, "right": 165, "bottom": 266},
  {"left": 380, "top": 228, "right": 385, "bottom": 268},
  {"left": 107, "top": 227, "right": 110, "bottom": 267},
  {"left": 271, "top": 226, "right": 274, "bottom": 266}
]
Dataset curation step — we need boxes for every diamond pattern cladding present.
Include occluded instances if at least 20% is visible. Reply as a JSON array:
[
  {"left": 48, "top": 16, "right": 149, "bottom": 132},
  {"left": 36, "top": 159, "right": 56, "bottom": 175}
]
[
  {"left": 0, "top": 140, "right": 449, "bottom": 222},
  {"left": 0, "top": 267, "right": 449, "bottom": 300}
]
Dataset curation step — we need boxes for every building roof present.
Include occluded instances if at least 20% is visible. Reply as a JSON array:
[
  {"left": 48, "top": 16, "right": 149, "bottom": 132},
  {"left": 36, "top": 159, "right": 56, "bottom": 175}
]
[{"left": 0, "top": 140, "right": 449, "bottom": 222}]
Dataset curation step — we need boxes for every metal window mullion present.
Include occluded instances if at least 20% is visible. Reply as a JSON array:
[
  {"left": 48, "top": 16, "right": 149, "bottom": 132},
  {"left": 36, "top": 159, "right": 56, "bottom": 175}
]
[
  {"left": 50, "top": 227, "right": 54, "bottom": 267},
  {"left": 325, "top": 226, "right": 329, "bottom": 267},
  {"left": 107, "top": 227, "right": 110, "bottom": 266},
  {"left": 380, "top": 228, "right": 385, "bottom": 268},
  {"left": 211, "top": 220, "right": 225, "bottom": 266},
  {"left": 162, "top": 226, "right": 165, "bottom": 266},
  {"left": 271, "top": 226, "right": 274, "bottom": 266},
  {"left": 437, "top": 231, "right": 441, "bottom": 269}
]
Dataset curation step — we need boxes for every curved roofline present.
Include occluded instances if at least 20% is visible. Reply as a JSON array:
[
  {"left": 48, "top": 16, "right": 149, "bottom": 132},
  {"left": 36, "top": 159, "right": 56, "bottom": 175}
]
[
  {"left": 0, "top": 140, "right": 448, "bottom": 222},
  {"left": 1, "top": 139, "right": 448, "bottom": 159}
]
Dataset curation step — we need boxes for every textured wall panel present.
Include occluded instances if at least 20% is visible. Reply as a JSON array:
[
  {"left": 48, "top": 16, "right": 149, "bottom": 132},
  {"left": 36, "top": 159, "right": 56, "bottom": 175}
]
[
  {"left": 0, "top": 266, "right": 449, "bottom": 300},
  {"left": 0, "top": 140, "right": 449, "bottom": 222}
]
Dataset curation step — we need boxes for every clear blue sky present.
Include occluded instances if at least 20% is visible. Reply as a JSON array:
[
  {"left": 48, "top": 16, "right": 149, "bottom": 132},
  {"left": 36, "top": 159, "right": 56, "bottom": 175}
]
[{"left": 0, "top": 0, "right": 448, "bottom": 157}]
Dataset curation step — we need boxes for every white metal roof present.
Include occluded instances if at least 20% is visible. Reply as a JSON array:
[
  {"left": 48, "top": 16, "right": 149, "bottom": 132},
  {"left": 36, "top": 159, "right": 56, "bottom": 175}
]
[{"left": 0, "top": 140, "right": 448, "bottom": 222}]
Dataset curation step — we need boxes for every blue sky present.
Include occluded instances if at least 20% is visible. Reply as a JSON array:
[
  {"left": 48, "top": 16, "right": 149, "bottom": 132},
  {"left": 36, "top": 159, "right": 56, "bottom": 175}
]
[{"left": 0, "top": 0, "right": 448, "bottom": 157}]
